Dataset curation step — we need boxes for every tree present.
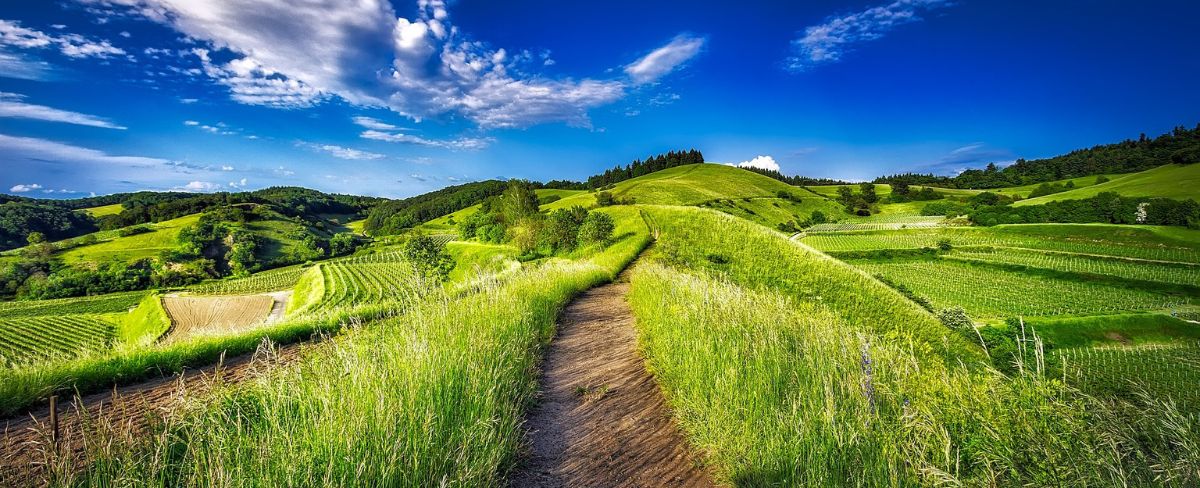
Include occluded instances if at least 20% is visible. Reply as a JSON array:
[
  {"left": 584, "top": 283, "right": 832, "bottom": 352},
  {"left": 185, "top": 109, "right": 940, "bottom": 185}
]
[
  {"left": 403, "top": 235, "right": 454, "bottom": 282},
  {"left": 578, "top": 211, "right": 615, "bottom": 245},
  {"left": 595, "top": 191, "right": 616, "bottom": 207},
  {"left": 329, "top": 233, "right": 356, "bottom": 256},
  {"left": 859, "top": 182, "right": 878, "bottom": 204},
  {"left": 25, "top": 232, "right": 45, "bottom": 245},
  {"left": 500, "top": 180, "right": 540, "bottom": 224},
  {"left": 541, "top": 207, "right": 585, "bottom": 252}
]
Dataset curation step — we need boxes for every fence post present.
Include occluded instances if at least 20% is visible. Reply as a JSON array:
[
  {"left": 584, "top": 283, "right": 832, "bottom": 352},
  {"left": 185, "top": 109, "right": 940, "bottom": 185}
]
[{"left": 49, "top": 394, "right": 59, "bottom": 449}]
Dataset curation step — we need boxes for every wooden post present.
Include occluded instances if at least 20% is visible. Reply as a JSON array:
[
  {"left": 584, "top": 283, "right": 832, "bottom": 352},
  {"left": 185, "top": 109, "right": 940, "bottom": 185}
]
[{"left": 49, "top": 394, "right": 59, "bottom": 448}]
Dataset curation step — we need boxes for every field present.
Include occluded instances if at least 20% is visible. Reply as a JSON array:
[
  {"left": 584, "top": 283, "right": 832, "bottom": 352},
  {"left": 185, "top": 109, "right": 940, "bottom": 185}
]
[
  {"left": 854, "top": 259, "right": 1188, "bottom": 318},
  {"left": 161, "top": 295, "right": 275, "bottom": 342},
  {"left": 945, "top": 247, "right": 1200, "bottom": 286},
  {"left": 1013, "top": 164, "right": 1200, "bottom": 206},
  {"left": 0, "top": 315, "right": 114, "bottom": 365},
  {"left": 189, "top": 265, "right": 307, "bottom": 295},
  {"left": 544, "top": 164, "right": 795, "bottom": 209},
  {"left": 60, "top": 213, "right": 202, "bottom": 264},
  {"left": 1056, "top": 342, "right": 1200, "bottom": 410},
  {"left": 0, "top": 292, "right": 145, "bottom": 317},
  {"left": 700, "top": 196, "right": 846, "bottom": 231},
  {"left": 82, "top": 204, "right": 124, "bottom": 217}
]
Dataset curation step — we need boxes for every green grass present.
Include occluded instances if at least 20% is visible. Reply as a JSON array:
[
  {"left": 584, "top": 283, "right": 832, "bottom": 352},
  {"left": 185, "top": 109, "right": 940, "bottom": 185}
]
[
  {"left": 1055, "top": 342, "right": 1200, "bottom": 411},
  {"left": 946, "top": 247, "right": 1200, "bottom": 287},
  {"left": 1023, "top": 313, "right": 1200, "bottom": 349},
  {"left": 1013, "top": 164, "right": 1200, "bottom": 206},
  {"left": 700, "top": 196, "right": 846, "bottom": 231},
  {"left": 344, "top": 218, "right": 367, "bottom": 234},
  {"left": 189, "top": 264, "right": 308, "bottom": 295},
  {"left": 416, "top": 203, "right": 483, "bottom": 232},
  {"left": 805, "top": 183, "right": 893, "bottom": 199},
  {"left": 286, "top": 265, "right": 325, "bottom": 315},
  {"left": 113, "top": 294, "right": 170, "bottom": 347},
  {"left": 628, "top": 207, "right": 1195, "bottom": 486},
  {"left": 60, "top": 213, "right": 202, "bottom": 264},
  {"left": 52, "top": 206, "right": 651, "bottom": 486},
  {"left": 445, "top": 241, "right": 519, "bottom": 283},
  {"left": 804, "top": 223, "right": 1200, "bottom": 263},
  {"left": 83, "top": 204, "right": 125, "bottom": 217},
  {"left": 855, "top": 259, "right": 1188, "bottom": 318},
  {"left": 545, "top": 164, "right": 796, "bottom": 209}
]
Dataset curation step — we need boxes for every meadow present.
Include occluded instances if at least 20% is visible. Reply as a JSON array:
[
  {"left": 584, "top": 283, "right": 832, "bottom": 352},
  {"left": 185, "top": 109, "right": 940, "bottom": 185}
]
[
  {"left": 629, "top": 206, "right": 1198, "bottom": 486},
  {"left": 1013, "top": 163, "right": 1200, "bottom": 206}
]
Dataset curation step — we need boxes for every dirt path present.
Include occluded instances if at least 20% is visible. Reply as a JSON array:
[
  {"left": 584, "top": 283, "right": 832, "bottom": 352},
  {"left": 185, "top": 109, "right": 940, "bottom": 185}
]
[
  {"left": 0, "top": 342, "right": 304, "bottom": 486},
  {"left": 264, "top": 290, "right": 292, "bottom": 323},
  {"left": 510, "top": 281, "right": 714, "bottom": 488}
]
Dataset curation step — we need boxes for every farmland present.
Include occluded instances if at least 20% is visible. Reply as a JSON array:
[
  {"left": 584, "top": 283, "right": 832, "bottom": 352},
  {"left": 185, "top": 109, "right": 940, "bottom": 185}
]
[
  {"left": 189, "top": 265, "right": 307, "bottom": 295},
  {"left": 0, "top": 316, "right": 114, "bottom": 365},
  {"left": 161, "top": 295, "right": 276, "bottom": 342}
]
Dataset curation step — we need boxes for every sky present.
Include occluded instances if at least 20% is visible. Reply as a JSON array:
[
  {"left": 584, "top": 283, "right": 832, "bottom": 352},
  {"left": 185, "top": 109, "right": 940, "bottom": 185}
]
[{"left": 0, "top": 1, "right": 1198, "bottom": 199}]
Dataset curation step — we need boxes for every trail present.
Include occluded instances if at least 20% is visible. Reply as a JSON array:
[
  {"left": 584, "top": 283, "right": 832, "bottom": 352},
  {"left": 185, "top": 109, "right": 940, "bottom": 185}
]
[
  {"left": 510, "top": 281, "right": 714, "bottom": 488},
  {"left": 0, "top": 342, "right": 305, "bottom": 486}
]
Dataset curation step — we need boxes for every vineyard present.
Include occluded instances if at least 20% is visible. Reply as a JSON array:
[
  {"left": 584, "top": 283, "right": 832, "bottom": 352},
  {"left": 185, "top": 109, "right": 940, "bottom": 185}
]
[
  {"left": 0, "top": 292, "right": 145, "bottom": 318},
  {"left": 803, "top": 226, "right": 1200, "bottom": 262},
  {"left": 945, "top": 248, "right": 1200, "bottom": 286},
  {"left": 1056, "top": 342, "right": 1200, "bottom": 410},
  {"left": 0, "top": 315, "right": 114, "bottom": 365},
  {"left": 317, "top": 261, "right": 427, "bottom": 308},
  {"left": 806, "top": 216, "right": 947, "bottom": 233},
  {"left": 190, "top": 265, "right": 308, "bottom": 295},
  {"left": 854, "top": 259, "right": 1188, "bottom": 318}
]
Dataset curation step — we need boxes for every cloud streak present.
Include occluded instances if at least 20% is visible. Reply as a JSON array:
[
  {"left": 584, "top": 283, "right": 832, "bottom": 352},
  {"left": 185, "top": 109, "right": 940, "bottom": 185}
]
[
  {"left": 0, "top": 19, "right": 126, "bottom": 59},
  {"left": 786, "top": 0, "right": 951, "bottom": 72},
  {"left": 625, "top": 34, "right": 706, "bottom": 84},
  {"left": 0, "top": 92, "right": 126, "bottom": 129},
  {"left": 360, "top": 129, "right": 493, "bottom": 150}
]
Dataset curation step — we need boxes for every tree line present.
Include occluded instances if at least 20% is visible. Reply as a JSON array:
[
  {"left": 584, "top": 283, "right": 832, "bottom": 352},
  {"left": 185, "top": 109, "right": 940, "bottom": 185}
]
[
  {"left": 877, "top": 123, "right": 1200, "bottom": 189},
  {"left": 586, "top": 149, "right": 704, "bottom": 188}
]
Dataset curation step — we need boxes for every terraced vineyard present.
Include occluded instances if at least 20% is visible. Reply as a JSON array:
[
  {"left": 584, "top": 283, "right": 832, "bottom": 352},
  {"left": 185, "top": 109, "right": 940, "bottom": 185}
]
[
  {"left": 0, "top": 315, "right": 114, "bottom": 365},
  {"left": 855, "top": 259, "right": 1189, "bottom": 318},
  {"left": 946, "top": 248, "right": 1200, "bottom": 286},
  {"left": 806, "top": 216, "right": 947, "bottom": 233},
  {"left": 190, "top": 265, "right": 308, "bottom": 295},
  {"left": 318, "top": 261, "right": 426, "bottom": 308},
  {"left": 1056, "top": 342, "right": 1200, "bottom": 410},
  {"left": 0, "top": 292, "right": 145, "bottom": 318}
]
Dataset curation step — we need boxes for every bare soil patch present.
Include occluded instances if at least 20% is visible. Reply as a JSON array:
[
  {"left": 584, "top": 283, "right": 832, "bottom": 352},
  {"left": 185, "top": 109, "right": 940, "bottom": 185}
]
[
  {"left": 162, "top": 295, "right": 274, "bottom": 342},
  {"left": 509, "top": 281, "right": 714, "bottom": 488}
]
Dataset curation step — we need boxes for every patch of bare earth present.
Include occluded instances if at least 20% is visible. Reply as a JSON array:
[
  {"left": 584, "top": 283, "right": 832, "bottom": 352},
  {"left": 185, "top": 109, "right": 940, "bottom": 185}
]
[
  {"left": 0, "top": 342, "right": 304, "bottom": 486},
  {"left": 510, "top": 281, "right": 714, "bottom": 488},
  {"left": 162, "top": 295, "right": 274, "bottom": 342}
]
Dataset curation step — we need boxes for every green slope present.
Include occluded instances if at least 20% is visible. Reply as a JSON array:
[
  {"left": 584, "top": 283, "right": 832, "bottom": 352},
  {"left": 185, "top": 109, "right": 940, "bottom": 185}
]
[
  {"left": 545, "top": 164, "right": 795, "bottom": 209},
  {"left": 61, "top": 213, "right": 202, "bottom": 264},
  {"left": 1013, "top": 164, "right": 1200, "bottom": 206},
  {"left": 83, "top": 203, "right": 125, "bottom": 217}
]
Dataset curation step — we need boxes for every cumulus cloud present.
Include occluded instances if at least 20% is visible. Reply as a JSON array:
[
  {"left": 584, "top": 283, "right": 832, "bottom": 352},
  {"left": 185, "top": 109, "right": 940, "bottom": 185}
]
[
  {"left": 625, "top": 34, "right": 706, "bottom": 84},
  {"left": 731, "top": 155, "right": 781, "bottom": 172},
  {"left": 360, "top": 129, "right": 493, "bottom": 150},
  {"left": 786, "top": 0, "right": 951, "bottom": 71},
  {"left": 0, "top": 19, "right": 126, "bottom": 59},
  {"left": 9, "top": 183, "right": 42, "bottom": 192},
  {"left": 178, "top": 180, "right": 222, "bottom": 192},
  {"left": 0, "top": 92, "right": 126, "bottom": 129},
  {"left": 81, "top": 0, "right": 698, "bottom": 129}
]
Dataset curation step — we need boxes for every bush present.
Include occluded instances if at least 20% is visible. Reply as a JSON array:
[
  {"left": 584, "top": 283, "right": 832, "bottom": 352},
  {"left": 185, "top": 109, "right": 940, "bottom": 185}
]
[
  {"left": 578, "top": 211, "right": 615, "bottom": 245},
  {"left": 402, "top": 235, "right": 454, "bottom": 282}
]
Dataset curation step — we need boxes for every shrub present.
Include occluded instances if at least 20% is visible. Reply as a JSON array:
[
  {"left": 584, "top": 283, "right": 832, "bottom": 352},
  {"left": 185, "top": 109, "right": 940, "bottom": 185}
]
[{"left": 578, "top": 211, "right": 615, "bottom": 245}]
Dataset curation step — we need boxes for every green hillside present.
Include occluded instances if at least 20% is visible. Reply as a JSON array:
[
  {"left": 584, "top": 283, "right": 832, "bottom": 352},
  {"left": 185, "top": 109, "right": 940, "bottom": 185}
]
[
  {"left": 83, "top": 204, "right": 125, "bottom": 217},
  {"left": 1013, "top": 164, "right": 1200, "bottom": 206},
  {"left": 545, "top": 164, "right": 795, "bottom": 209},
  {"left": 61, "top": 213, "right": 202, "bottom": 264}
]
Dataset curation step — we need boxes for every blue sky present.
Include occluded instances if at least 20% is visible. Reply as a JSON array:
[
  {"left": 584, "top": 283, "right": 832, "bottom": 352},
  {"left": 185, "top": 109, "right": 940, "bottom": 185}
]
[{"left": 1, "top": 0, "right": 1198, "bottom": 198}]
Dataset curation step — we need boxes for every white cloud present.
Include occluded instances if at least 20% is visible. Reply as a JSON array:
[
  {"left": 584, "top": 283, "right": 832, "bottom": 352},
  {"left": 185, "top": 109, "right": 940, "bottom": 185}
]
[
  {"left": 83, "top": 0, "right": 699, "bottom": 129},
  {"left": 9, "top": 183, "right": 41, "bottom": 192},
  {"left": 731, "top": 155, "right": 781, "bottom": 172},
  {"left": 179, "top": 180, "right": 221, "bottom": 192},
  {"left": 0, "top": 92, "right": 126, "bottom": 129},
  {"left": 0, "top": 132, "right": 170, "bottom": 168},
  {"left": 0, "top": 19, "right": 126, "bottom": 59},
  {"left": 352, "top": 116, "right": 401, "bottom": 131},
  {"left": 786, "top": 0, "right": 951, "bottom": 71},
  {"left": 228, "top": 177, "right": 247, "bottom": 188},
  {"left": 179, "top": 98, "right": 199, "bottom": 104},
  {"left": 625, "top": 34, "right": 706, "bottom": 84},
  {"left": 183, "top": 120, "right": 199, "bottom": 125},
  {"left": 299, "top": 142, "right": 387, "bottom": 161},
  {"left": 360, "top": 129, "right": 493, "bottom": 150},
  {"left": 220, "top": 165, "right": 234, "bottom": 171},
  {"left": 0, "top": 50, "right": 55, "bottom": 80}
]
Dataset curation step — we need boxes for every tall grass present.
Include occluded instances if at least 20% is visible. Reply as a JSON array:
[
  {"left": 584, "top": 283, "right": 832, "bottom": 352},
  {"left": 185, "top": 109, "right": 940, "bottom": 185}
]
[
  {"left": 629, "top": 206, "right": 1200, "bottom": 486},
  {"left": 38, "top": 206, "right": 650, "bottom": 487}
]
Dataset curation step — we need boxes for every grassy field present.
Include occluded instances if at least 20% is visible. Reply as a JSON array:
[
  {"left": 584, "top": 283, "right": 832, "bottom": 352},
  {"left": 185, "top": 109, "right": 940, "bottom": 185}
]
[
  {"left": 445, "top": 241, "right": 519, "bottom": 283},
  {"left": 854, "top": 258, "right": 1189, "bottom": 318},
  {"left": 627, "top": 206, "right": 1193, "bottom": 485},
  {"left": 545, "top": 164, "right": 795, "bottom": 209},
  {"left": 60, "top": 213, "right": 202, "bottom": 264},
  {"left": 700, "top": 196, "right": 846, "bottom": 231},
  {"left": 1013, "top": 164, "right": 1200, "bottom": 206},
  {"left": 82, "top": 204, "right": 125, "bottom": 217},
  {"left": 189, "top": 264, "right": 308, "bottom": 295}
]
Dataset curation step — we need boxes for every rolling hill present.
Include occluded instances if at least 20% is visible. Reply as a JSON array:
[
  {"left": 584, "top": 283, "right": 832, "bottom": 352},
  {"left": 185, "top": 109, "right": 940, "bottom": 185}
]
[
  {"left": 545, "top": 163, "right": 796, "bottom": 209},
  {"left": 1013, "top": 164, "right": 1200, "bottom": 206}
]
